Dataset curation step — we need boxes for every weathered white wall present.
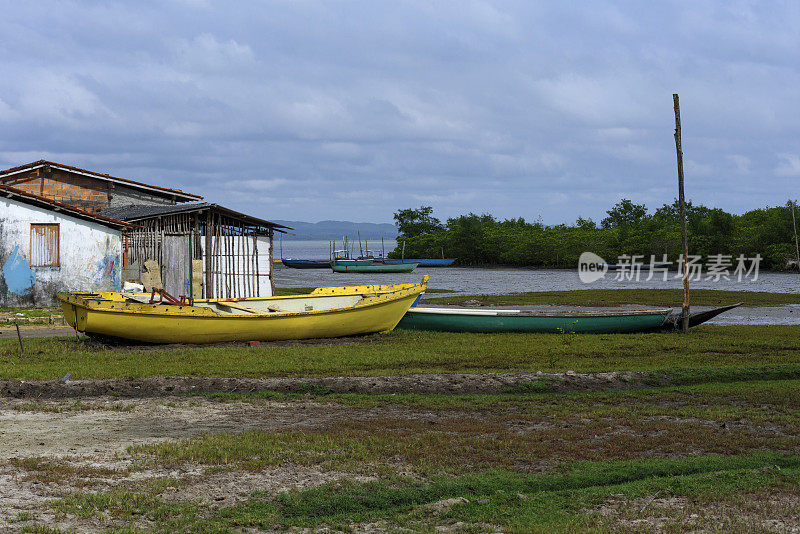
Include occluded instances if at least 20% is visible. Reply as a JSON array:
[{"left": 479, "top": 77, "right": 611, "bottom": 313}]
[
  {"left": 0, "top": 198, "right": 122, "bottom": 306},
  {"left": 199, "top": 234, "right": 272, "bottom": 298}
]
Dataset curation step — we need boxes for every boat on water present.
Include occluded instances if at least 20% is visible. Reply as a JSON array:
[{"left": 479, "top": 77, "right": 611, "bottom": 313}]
[
  {"left": 331, "top": 260, "right": 419, "bottom": 273},
  {"left": 58, "top": 277, "right": 428, "bottom": 344},
  {"left": 281, "top": 259, "right": 332, "bottom": 269},
  {"left": 383, "top": 258, "right": 457, "bottom": 267},
  {"left": 396, "top": 303, "right": 740, "bottom": 334},
  {"left": 333, "top": 258, "right": 374, "bottom": 266}
]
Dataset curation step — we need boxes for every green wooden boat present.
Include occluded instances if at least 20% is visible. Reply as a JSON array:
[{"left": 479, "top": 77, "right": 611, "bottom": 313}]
[
  {"left": 331, "top": 261, "right": 419, "bottom": 273},
  {"left": 331, "top": 258, "right": 374, "bottom": 266},
  {"left": 396, "top": 303, "right": 740, "bottom": 334}
]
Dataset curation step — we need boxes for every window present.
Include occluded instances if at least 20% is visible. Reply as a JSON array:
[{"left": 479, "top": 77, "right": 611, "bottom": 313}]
[{"left": 30, "top": 223, "right": 60, "bottom": 267}]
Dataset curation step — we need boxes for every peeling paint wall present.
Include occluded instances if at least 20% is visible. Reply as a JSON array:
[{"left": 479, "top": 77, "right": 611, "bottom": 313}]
[{"left": 0, "top": 197, "right": 122, "bottom": 306}]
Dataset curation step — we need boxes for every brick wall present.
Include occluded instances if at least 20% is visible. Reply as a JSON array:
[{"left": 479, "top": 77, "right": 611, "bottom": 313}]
[{"left": 2, "top": 168, "right": 110, "bottom": 213}]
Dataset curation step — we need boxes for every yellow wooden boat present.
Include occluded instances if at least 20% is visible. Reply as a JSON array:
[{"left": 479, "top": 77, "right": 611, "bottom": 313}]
[{"left": 58, "top": 276, "right": 428, "bottom": 344}]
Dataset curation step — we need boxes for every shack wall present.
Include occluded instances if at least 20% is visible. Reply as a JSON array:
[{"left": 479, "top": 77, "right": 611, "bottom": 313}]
[
  {"left": 199, "top": 235, "right": 273, "bottom": 298},
  {"left": 0, "top": 197, "right": 122, "bottom": 306}
]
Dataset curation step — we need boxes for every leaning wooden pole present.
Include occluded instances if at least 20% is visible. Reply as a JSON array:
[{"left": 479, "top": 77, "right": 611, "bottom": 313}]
[
  {"left": 792, "top": 201, "right": 800, "bottom": 272},
  {"left": 673, "top": 94, "right": 690, "bottom": 333}
]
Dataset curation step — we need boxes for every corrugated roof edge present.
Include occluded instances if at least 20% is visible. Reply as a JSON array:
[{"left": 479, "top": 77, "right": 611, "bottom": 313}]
[
  {"left": 0, "top": 184, "right": 135, "bottom": 230},
  {"left": 100, "top": 202, "right": 293, "bottom": 233},
  {"left": 0, "top": 160, "right": 203, "bottom": 202}
]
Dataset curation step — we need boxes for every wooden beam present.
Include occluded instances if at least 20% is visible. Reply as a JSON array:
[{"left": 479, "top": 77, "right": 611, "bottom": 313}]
[{"left": 204, "top": 211, "right": 213, "bottom": 299}]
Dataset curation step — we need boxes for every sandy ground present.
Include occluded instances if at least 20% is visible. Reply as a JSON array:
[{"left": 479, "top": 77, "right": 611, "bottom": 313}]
[
  {"left": 0, "top": 397, "right": 345, "bottom": 457},
  {"left": 0, "top": 396, "right": 416, "bottom": 532},
  {"left": 0, "top": 325, "right": 76, "bottom": 338}
]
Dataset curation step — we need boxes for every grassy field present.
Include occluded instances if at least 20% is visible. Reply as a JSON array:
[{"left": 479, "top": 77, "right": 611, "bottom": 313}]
[
  {"left": 12, "top": 376, "right": 800, "bottom": 532},
  {"left": 3, "top": 325, "right": 800, "bottom": 380},
  {"left": 426, "top": 287, "right": 800, "bottom": 307},
  {"left": 4, "top": 314, "right": 800, "bottom": 531}
]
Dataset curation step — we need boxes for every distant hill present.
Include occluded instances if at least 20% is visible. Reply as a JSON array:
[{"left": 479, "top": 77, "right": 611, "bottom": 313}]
[{"left": 273, "top": 220, "right": 398, "bottom": 240}]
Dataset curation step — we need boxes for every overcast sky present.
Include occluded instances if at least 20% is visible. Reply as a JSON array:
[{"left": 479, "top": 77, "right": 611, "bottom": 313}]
[{"left": 1, "top": 1, "right": 798, "bottom": 224}]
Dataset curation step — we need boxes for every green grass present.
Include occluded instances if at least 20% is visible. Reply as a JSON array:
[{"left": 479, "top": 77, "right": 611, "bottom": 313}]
[
  {"left": 426, "top": 288, "right": 800, "bottom": 307},
  {"left": 49, "top": 453, "right": 800, "bottom": 532},
  {"left": 0, "top": 306, "right": 59, "bottom": 315},
  {"left": 222, "top": 453, "right": 800, "bottom": 530},
  {"left": 3, "top": 325, "right": 800, "bottom": 380},
  {"left": 133, "top": 378, "right": 800, "bottom": 475}
]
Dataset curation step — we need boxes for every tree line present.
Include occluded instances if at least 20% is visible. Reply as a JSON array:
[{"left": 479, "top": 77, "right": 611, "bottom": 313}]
[{"left": 390, "top": 200, "right": 800, "bottom": 270}]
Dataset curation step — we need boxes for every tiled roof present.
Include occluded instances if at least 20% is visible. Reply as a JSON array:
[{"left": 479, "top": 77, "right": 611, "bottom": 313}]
[{"left": 0, "top": 160, "right": 203, "bottom": 202}]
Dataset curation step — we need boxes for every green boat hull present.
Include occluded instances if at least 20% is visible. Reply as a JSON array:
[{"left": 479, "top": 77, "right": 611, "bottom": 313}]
[
  {"left": 331, "top": 259, "right": 373, "bottom": 266},
  {"left": 332, "top": 262, "right": 419, "bottom": 273},
  {"left": 396, "top": 308, "right": 670, "bottom": 333}
]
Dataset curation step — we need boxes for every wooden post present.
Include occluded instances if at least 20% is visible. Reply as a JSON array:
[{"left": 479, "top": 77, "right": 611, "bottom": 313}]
[
  {"left": 792, "top": 201, "right": 800, "bottom": 272},
  {"left": 673, "top": 94, "right": 690, "bottom": 333},
  {"left": 402, "top": 240, "right": 406, "bottom": 262},
  {"left": 204, "top": 211, "right": 213, "bottom": 299},
  {"left": 15, "top": 322, "right": 24, "bottom": 354},
  {"left": 268, "top": 229, "right": 275, "bottom": 296}
]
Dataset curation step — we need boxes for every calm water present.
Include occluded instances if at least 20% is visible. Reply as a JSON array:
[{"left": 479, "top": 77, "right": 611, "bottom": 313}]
[{"left": 276, "top": 240, "right": 800, "bottom": 296}]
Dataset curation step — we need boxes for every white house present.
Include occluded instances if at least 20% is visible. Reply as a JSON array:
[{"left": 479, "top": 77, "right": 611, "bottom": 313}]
[
  {"left": 0, "top": 185, "right": 131, "bottom": 306},
  {"left": 1, "top": 160, "right": 289, "bottom": 306}
]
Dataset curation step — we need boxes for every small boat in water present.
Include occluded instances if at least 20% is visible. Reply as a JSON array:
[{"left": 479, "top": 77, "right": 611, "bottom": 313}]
[
  {"left": 331, "top": 260, "right": 419, "bottom": 273},
  {"left": 281, "top": 259, "right": 332, "bottom": 269},
  {"left": 59, "top": 277, "right": 428, "bottom": 344},
  {"left": 383, "top": 258, "right": 457, "bottom": 267},
  {"left": 332, "top": 258, "right": 374, "bottom": 266},
  {"left": 396, "top": 303, "right": 740, "bottom": 334}
]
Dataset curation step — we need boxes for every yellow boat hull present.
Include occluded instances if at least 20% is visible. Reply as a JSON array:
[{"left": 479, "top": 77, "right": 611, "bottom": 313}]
[{"left": 59, "top": 279, "right": 427, "bottom": 344}]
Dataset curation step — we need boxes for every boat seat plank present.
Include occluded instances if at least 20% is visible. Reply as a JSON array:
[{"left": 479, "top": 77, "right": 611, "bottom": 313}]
[{"left": 215, "top": 301, "right": 264, "bottom": 314}]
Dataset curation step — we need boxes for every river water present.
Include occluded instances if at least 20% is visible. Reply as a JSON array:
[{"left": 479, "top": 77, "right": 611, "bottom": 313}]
[
  {"left": 276, "top": 240, "right": 800, "bottom": 294},
  {"left": 275, "top": 240, "right": 800, "bottom": 324}
]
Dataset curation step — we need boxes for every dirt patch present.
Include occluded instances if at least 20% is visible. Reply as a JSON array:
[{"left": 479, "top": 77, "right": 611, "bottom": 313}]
[
  {"left": 594, "top": 490, "right": 800, "bottom": 532},
  {"left": 0, "top": 396, "right": 394, "bottom": 457},
  {"left": 83, "top": 332, "right": 384, "bottom": 351},
  {"left": 0, "top": 325, "right": 75, "bottom": 339},
  {"left": 0, "top": 396, "right": 395, "bottom": 532},
  {"left": 0, "top": 371, "right": 657, "bottom": 398}
]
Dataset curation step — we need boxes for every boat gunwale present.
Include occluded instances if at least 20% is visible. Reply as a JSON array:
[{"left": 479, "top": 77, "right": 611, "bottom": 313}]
[
  {"left": 59, "top": 280, "right": 427, "bottom": 320},
  {"left": 407, "top": 306, "right": 671, "bottom": 318}
]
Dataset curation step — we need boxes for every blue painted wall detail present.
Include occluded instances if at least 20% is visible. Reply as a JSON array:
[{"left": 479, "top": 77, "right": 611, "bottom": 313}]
[
  {"left": 95, "top": 255, "right": 120, "bottom": 289},
  {"left": 1, "top": 246, "right": 36, "bottom": 295}
]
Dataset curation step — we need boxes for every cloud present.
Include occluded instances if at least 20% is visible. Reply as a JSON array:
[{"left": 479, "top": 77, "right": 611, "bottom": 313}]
[
  {"left": 14, "top": 72, "right": 113, "bottom": 125},
  {"left": 173, "top": 33, "right": 256, "bottom": 72},
  {"left": 775, "top": 154, "right": 800, "bottom": 177},
  {"left": 728, "top": 154, "right": 751, "bottom": 174},
  {"left": 1, "top": 2, "right": 799, "bottom": 223},
  {"left": 227, "top": 178, "right": 290, "bottom": 191}
]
